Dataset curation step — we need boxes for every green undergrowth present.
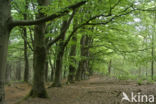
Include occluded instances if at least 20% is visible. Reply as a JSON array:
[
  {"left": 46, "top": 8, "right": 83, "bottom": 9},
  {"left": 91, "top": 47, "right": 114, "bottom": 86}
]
[{"left": 111, "top": 74, "right": 156, "bottom": 84}]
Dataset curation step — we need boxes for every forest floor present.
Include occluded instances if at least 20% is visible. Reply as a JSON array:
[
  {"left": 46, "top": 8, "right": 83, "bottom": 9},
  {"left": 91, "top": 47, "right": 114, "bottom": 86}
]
[{"left": 5, "top": 76, "right": 156, "bottom": 104}]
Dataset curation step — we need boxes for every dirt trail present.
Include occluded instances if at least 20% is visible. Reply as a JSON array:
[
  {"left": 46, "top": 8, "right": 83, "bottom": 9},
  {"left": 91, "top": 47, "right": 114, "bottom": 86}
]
[{"left": 5, "top": 76, "right": 156, "bottom": 104}]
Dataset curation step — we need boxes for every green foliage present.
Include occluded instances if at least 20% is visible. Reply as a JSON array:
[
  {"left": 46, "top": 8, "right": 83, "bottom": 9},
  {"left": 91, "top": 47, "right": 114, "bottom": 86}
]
[
  {"left": 116, "top": 75, "right": 129, "bottom": 80},
  {"left": 8, "top": 0, "right": 156, "bottom": 82},
  {"left": 147, "top": 78, "right": 154, "bottom": 84},
  {"left": 137, "top": 79, "right": 143, "bottom": 86}
]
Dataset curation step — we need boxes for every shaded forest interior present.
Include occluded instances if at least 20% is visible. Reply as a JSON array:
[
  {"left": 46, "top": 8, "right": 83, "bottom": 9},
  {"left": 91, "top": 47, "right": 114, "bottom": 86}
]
[{"left": 0, "top": 0, "right": 156, "bottom": 104}]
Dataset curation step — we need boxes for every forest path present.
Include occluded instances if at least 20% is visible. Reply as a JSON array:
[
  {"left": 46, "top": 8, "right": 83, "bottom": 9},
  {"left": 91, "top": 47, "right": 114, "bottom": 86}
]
[{"left": 6, "top": 76, "right": 156, "bottom": 104}]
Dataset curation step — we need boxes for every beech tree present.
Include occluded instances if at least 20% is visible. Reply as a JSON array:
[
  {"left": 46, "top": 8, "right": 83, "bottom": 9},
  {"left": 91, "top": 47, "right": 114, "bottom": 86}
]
[
  {"left": 0, "top": 0, "right": 86, "bottom": 103},
  {"left": 0, "top": 0, "right": 155, "bottom": 104}
]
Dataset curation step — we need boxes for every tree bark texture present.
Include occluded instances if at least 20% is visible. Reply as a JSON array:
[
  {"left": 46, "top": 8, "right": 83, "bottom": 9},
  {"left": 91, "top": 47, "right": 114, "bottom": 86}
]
[
  {"left": 30, "top": 0, "right": 49, "bottom": 98},
  {"left": 23, "top": 0, "right": 29, "bottom": 83},
  {"left": 0, "top": 0, "right": 11, "bottom": 103}
]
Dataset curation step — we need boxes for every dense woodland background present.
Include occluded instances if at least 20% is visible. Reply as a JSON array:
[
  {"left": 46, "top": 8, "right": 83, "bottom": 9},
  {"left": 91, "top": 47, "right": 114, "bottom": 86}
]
[{"left": 0, "top": 0, "right": 156, "bottom": 104}]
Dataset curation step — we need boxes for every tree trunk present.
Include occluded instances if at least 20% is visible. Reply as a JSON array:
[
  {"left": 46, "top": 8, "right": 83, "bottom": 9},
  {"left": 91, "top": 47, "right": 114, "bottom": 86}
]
[
  {"left": 0, "top": 0, "right": 83, "bottom": 101},
  {"left": 151, "top": 34, "right": 154, "bottom": 80},
  {"left": 75, "top": 36, "right": 86, "bottom": 81},
  {"left": 87, "top": 36, "right": 93, "bottom": 77},
  {"left": 108, "top": 60, "right": 112, "bottom": 75},
  {"left": 16, "top": 61, "right": 21, "bottom": 81},
  {"left": 139, "top": 66, "right": 141, "bottom": 78},
  {"left": 52, "top": 21, "right": 68, "bottom": 87},
  {"left": 75, "top": 61, "right": 82, "bottom": 81},
  {"left": 0, "top": 0, "right": 11, "bottom": 103},
  {"left": 67, "top": 18, "right": 77, "bottom": 83},
  {"left": 23, "top": 30, "right": 29, "bottom": 82},
  {"left": 76, "top": 35, "right": 91, "bottom": 80},
  {"left": 151, "top": 28, "right": 154, "bottom": 80},
  {"left": 5, "top": 62, "right": 11, "bottom": 84},
  {"left": 29, "top": 0, "right": 49, "bottom": 98},
  {"left": 52, "top": 48, "right": 64, "bottom": 87},
  {"left": 50, "top": 10, "right": 75, "bottom": 87},
  {"left": 146, "top": 63, "right": 148, "bottom": 78},
  {"left": 67, "top": 36, "right": 77, "bottom": 83},
  {"left": 49, "top": 54, "right": 55, "bottom": 81},
  {"left": 51, "top": 68, "right": 54, "bottom": 81},
  {"left": 23, "top": 0, "right": 29, "bottom": 83},
  {"left": 49, "top": 57, "right": 54, "bottom": 81},
  {"left": 45, "top": 60, "right": 48, "bottom": 82}
]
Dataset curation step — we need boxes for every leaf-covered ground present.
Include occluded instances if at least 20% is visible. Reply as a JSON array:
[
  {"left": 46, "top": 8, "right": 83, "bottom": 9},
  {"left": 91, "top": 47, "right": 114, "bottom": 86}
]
[{"left": 5, "top": 76, "right": 156, "bottom": 104}]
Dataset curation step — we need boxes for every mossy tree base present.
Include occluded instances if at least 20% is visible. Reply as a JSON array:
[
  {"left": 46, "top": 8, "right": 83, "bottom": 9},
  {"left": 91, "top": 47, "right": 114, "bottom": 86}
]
[{"left": 28, "top": 89, "right": 48, "bottom": 98}]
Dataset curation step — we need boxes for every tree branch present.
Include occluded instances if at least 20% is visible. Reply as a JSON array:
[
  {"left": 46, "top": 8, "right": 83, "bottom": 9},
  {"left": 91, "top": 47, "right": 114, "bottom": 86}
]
[
  {"left": 86, "top": 9, "right": 135, "bottom": 26},
  {"left": 10, "top": 1, "right": 86, "bottom": 27},
  {"left": 62, "top": 9, "right": 134, "bottom": 47},
  {"left": 47, "top": 10, "right": 76, "bottom": 49},
  {"left": 85, "top": 0, "right": 121, "bottom": 24},
  {"left": 57, "top": 3, "right": 135, "bottom": 49},
  {"left": 63, "top": 26, "right": 79, "bottom": 48},
  {"left": 20, "top": 27, "right": 34, "bottom": 51},
  {"left": 28, "top": 27, "right": 34, "bottom": 47}
]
